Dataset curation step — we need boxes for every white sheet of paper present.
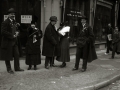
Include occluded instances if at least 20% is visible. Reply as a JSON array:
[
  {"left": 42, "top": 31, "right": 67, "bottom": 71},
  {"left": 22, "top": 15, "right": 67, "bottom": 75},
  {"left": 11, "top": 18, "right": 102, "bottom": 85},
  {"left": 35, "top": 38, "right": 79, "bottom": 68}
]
[
  {"left": 107, "top": 34, "right": 112, "bottom": 41},
  {"left": 58, "top": 26, "right": 70, "bottom": 36}
]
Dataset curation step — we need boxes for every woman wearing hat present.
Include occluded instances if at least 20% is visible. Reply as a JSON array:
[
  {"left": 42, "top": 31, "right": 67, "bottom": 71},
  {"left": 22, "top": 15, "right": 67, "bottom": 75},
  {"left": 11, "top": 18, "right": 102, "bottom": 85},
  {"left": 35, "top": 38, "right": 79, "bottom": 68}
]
[
  {"left": 25, "top": 20, "right": 42, "bottom": 70},
  {"left": 57, "top": 21, "right": 70, "bottom": 68}
]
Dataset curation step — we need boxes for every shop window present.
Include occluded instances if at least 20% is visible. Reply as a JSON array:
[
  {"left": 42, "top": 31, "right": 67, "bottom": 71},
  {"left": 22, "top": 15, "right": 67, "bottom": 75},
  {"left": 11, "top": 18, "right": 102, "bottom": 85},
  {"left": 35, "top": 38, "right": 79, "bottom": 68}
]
[
  {"left": 64, "top": 0, "right": 84, "bottom": 42},
  {"left": 93, "top": 5, "right": 111, "bottom": 42}
]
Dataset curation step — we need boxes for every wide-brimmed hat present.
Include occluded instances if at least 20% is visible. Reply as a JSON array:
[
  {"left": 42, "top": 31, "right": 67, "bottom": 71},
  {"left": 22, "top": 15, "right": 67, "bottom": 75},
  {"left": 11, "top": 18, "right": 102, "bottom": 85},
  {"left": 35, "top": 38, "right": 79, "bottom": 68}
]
[
  {"left": 49, "top": 16, "right": 58, "bottom": 21},
  {"left": 8, "top": 8, "right": 16, "bottom": 14}
]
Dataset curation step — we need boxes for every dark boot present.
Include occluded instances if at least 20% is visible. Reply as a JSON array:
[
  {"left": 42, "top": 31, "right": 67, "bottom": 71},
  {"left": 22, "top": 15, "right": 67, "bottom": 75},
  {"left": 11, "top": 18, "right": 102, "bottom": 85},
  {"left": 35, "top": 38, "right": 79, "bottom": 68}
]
[
  {"left": 28, "top": 65, "right": 32, "bottom": 70},
  {"left": 60, "top": 62, "right": 66, "bottom": 68},
  {"left": 34, "top": 65, "right": 37, "bottom": 70}
]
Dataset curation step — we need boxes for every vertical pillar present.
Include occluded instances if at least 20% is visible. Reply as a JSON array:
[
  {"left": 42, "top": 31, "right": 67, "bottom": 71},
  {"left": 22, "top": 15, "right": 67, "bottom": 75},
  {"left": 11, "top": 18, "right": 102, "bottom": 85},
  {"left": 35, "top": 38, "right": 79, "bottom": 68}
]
[{"left": 89, "top": 0, "right": 93, "bottom": 27}]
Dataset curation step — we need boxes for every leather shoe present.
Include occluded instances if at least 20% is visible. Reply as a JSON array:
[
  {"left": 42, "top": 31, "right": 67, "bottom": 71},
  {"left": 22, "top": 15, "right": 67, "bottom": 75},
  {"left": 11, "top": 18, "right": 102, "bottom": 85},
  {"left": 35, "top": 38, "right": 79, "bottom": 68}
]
[
  {"left": 50, "top": 64, "right": 57, "bottom": 67},
  {"left": 15, "top": 69, "right": 24, "bottom": 71},
  {"left": 8, "top": 70, "right": 14, "bottom": 74},
  {"left": 28, "top": 67, "right": 31, "bottom": 70},
  {"left": 34, "top": 67, "right": 37, "bottom": 70},
  {"left": 45, "top": 66, "right": 49, "bottom": 69},
  {"left": 72, "top": 68, "right": 78, "bottom": 71},
  {"left": 81, "top": 69, "right": 86, "bottom": 72}
]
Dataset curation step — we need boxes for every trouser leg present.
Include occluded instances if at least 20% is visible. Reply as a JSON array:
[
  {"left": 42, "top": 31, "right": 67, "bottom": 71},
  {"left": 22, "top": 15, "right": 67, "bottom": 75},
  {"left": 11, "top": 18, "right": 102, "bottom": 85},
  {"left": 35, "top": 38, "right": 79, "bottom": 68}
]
[
  {"left": 34, "top": 65, "right": 36, "bottom": 68},
  {"left": 82, "top": 59, "right": 88, "bottom": 70},
  {"left": 45, "top": 56, "right": 51, "bottom": 67},
  {"left": 5, "top": 61, "right": 12, "bottom": 71},
  {"left": 75, "top": 47, "right": 81, "bottom": 69},
  {"left": 50, "top": 57, "right": 54, "bottom": 66},
  {"left": 13, "top": 45, "right": 20, "bottom": 70},
  {"left": 112, "top": 44, "right": 116, "bottom": 58},
  {"left": 106, "top": 41, "right": 112, "bottom": 53},
  {"left": 106, "top": 40, "right": 109, "bottom": 53}
]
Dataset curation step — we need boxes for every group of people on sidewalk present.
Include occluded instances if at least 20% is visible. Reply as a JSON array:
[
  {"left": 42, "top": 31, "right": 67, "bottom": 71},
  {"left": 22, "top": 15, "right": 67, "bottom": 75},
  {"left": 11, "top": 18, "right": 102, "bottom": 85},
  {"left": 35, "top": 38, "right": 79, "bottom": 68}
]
[
  {"left": 104, "top": 23, "right": 120, "bottom": 59},
  {"left": 0, "top": 8, "right": 98, "bottom": 74}
]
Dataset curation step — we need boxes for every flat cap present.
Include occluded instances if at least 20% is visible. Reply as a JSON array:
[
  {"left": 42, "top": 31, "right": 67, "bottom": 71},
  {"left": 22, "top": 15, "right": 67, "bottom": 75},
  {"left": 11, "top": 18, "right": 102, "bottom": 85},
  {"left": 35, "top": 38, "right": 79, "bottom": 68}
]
[{"left": 49, "top": 16, "right": 58, "bottom": 21}]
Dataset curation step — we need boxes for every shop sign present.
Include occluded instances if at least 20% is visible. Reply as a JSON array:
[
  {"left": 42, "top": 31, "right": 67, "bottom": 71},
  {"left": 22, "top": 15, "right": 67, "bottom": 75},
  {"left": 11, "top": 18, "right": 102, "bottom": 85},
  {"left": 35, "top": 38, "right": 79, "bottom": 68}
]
[
  {"left": 66, "top": 10, "right": 81, "bottom": 17},
  {"left": 21, "top": 15, "right": 32, "bottom": 23}
]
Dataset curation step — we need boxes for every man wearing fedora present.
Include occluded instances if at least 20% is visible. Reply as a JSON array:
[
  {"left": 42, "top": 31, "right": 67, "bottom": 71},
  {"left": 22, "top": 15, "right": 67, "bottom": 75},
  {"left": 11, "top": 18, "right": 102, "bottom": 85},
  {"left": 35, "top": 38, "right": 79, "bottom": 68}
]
[
  {"left": 42, "top": 16, "right": 60, "bottom": 69},
  {"left": 1, "top": 8, "right": 24, "bottom": 74},
  {"left": 72, "top": 15, "right": 97, "bottom": 72}
]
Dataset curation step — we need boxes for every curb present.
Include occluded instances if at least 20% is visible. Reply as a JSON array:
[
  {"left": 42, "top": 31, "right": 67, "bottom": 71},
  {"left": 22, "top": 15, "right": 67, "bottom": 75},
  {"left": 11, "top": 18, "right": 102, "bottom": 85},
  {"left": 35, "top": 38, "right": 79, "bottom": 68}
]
[{"left": 78, "top": 73, "right": 120, "bottom": 90}]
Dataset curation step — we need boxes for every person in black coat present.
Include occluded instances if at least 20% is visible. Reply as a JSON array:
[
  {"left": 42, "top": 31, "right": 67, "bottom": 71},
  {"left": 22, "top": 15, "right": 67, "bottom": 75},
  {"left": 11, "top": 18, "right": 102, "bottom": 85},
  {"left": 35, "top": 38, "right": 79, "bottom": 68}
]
[
  {"left": 109, "top": 26, "right": 120, "bottom": 59},
  {"left": 42, "top": 16, "right": 60, "bottom": 69},
  {"left": 104, "top": 23, "right": 113, "bottom": 55},
  {"left": 25, "top": 20, "right": 42, "bottom": 70},
  {"left": 72, "top": 15, "right": 97, "bottom": 72},
  {"left": 1, "top": 8, "right": 24, "bottom": 74},
  {"left": 57, "top": 21, "right": 70, "bottom": 68}
]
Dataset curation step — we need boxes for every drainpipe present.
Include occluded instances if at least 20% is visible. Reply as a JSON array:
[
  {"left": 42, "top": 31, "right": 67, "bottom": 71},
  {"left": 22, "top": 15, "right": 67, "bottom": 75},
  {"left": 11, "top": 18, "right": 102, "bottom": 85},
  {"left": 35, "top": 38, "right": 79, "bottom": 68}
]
[
  {"left": 115, "top": 0, "right": 119, "bottom": 27},
  {"left": 63, "top": 0, "right": 66, "bottom": 22},
  {"left": 43, "top": 0, "right": 46, "bottom": 34}
]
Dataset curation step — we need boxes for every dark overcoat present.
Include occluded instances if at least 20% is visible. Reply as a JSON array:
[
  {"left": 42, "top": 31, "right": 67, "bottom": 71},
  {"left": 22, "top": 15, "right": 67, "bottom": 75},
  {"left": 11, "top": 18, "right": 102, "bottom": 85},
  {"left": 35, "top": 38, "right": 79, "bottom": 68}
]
[
  {"left": 25, "top": 27, "right": 42, "bottom": 65},
  {"left": 112, "top": 31, "right": 120, "bottom": 54},
  {"left": 76, "top": 24, "right": 97, "bottom": 62},
  {"left": 42, "top": 23, "right": 60, "bottom": 57},
  {"left": 26, "top": 27, "right": 42, "bottom": 54},
  {"left": 105, "top": 26, "right": 114, "bottom": 42},
  {"left": 0, "top": 18, "right": 19, "bottom": 60}
]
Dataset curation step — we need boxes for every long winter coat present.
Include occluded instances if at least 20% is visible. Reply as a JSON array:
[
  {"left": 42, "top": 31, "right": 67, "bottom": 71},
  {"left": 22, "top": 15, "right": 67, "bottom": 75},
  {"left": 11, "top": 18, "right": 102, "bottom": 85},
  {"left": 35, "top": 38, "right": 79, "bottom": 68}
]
[
  {"left": 112, "top": 31, "right": 120, "bottom": 54},
  {"left": 25, "top": 27, "right": 42, "bottom": 65},
  {"left": 26, "top": 27, "right": 42, "bottom": 54},
  {"left": 1, "top": 18, "right": 19, "bottom": 60},
  {"left": 76, "top": 24, "right": 97, "bottom": 62},
  {"left": 42, "top": 23, "right": 60, "bottom": 57}
]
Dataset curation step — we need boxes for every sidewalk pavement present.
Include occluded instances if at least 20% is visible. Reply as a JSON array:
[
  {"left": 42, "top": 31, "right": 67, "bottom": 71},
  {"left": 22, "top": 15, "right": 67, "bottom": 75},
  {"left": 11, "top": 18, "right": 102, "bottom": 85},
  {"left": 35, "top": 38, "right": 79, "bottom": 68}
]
[{"left": 0, "top": 49, "right": 120, "bottom": 90}]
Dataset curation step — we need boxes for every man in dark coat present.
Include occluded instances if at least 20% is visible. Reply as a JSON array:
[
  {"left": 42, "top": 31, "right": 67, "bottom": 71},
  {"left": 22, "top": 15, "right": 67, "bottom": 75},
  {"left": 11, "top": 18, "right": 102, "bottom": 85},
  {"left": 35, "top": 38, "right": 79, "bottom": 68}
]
[
  {"left": 104, "top": 23, "right": 113, "bottom": 55},
  {"left": 1, "top": 8, "right": 24, "bottom": 74},
  {"left": 42, "top": 16, "right": 60, "bottom": 69},
  {"left": 72, "top": 15, "right": 97, "bottom": 72}
]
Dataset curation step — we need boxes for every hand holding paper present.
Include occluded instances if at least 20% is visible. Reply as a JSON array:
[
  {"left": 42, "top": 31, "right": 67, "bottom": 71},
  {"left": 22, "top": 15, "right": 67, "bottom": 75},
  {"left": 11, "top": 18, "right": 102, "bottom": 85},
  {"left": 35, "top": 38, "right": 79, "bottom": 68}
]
[{"left": 58, "top": 26, "right": 70, "bottom": 36}]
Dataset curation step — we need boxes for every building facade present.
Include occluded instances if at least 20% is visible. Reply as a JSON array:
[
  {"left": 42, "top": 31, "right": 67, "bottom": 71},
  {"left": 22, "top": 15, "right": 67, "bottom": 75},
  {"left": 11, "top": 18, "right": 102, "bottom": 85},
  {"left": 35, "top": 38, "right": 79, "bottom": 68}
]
[{"left": 0, "top": 0, "right": 119, "bottom": 56}]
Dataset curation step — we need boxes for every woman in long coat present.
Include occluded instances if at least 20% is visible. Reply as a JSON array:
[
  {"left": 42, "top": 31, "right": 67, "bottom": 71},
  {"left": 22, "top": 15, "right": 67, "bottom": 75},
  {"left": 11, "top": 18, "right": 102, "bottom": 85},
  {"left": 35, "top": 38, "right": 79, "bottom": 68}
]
[
  {"left": 25, "top": 21, "right": 42, "bottom": 70},
  {"left": 57, "top": 22, "right": 70, "bottom": 67}
]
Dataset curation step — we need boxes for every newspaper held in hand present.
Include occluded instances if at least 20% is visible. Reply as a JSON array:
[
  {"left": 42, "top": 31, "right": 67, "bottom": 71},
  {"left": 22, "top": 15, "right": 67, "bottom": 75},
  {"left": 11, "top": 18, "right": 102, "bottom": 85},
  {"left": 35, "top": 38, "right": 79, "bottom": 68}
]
[
  {"left": 107, "top": 34, "right": 112, "bottom": 41},
  {"left": 58, "top": 26, "right": 70, "bottom": 36}
]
